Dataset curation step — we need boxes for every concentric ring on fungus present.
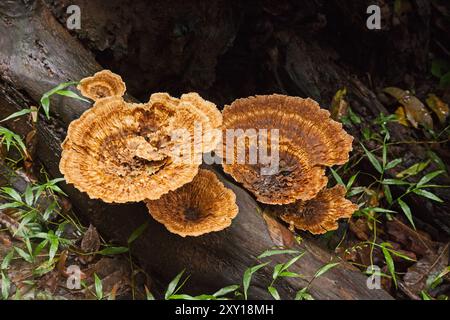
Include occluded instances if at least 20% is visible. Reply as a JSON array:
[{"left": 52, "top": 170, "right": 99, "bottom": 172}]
[
  {"left": 145, "top": 169, "right": 239, "bottom": 237},
  {"left": 220, "top": 94, "right": 354, "bottom": 205},
  {"left": 276, "top": 185, "right": 358, "bottom": 234},
  {"left": 77, "top": 70, "right": 126, "bottom": 101},
  {"left": 60, "top": 92, "right": 220, "bottom": 203}
]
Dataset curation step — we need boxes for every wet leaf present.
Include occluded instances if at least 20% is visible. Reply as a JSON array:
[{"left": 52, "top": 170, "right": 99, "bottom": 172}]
[{"left": 426, "top": 94, "right": 449, "bottom": 124}]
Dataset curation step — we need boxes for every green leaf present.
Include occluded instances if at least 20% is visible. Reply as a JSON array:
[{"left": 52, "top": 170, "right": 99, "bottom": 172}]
[
  {"left": 40, "top": 96, "right": 50, "bottom": 119},
  {"left": 385, "top": 158, "right": 402, "bottom": 170},
  {"left": 346, "top": 172, "right": 359, "bottom": 190},
  {"left": 330, "top": 168, "right": 345, "bottom": 186},
  {"left": 314, "top": 262, "right": 340, "bottom": 278},
  {"left": 347, "top": 186, "right": 365, "bottom": 197},
  {"left": 127, "top": 222, "right": 148, "bottom": 245},
  {"left": 279, "top": 271, "right": 302, "bottom": 278},
  {"left": 1, "top": 271, "right": 10, "bottom": 300},
  {"left": 295, "top": 287, "right": 314, "bottom": 300},
  {"left": 40, "top": 81, "right": 80, "bottom": 119},
  {"left": 14, "top": 247, "right": 33, "bottom": 263},
  {"left": 243, "top": 262, "right": 270, "bottom": 300},
  {"left": 55, "top": 90, "right": 89, "bottom": 102},
  {"left": 398, "top": 199, "right": 415, "bottom": 229},
  {"left": 48, "top": 236, "right": 59, "bottom": 262},
  {"left": 381, "top": 244, "right": 397, "bottom": 287},
  {"left": 282, "top": 253, "right": 305, "bottom": 271},
  {"left": 412, "top": 189, "right": 443, "bottom": 202},
  {"left": 24, "top": 185, "right": 34, "bottom": 206},
  {"left": 361, "top": 144, "right": 383, "bottom": 174},
  {"left": 268, "top": 286, "right": 280, "bottom": 300},
  {"left": 370, "top": 207, "right": 397, "bottom": 213},
  {"left": 257, "top": 249, "right": 299, "bottom": 259},
  {"left": 383, "top": 185, "right": 393, "bottom": 205},
  {"left": 0, "top": 202, "right": 22, "bottom": 210},
  {"left": 212, "top": 285, "right": 239, "bottom": 298},
  {"left": 0, "top": 109, "right": 31, "bottom": 123},
  {"left": 165, "top": 270, "right": 185, "bottom": 300},
  {"left": 94, "top": 273, "right": 103, "bottom": 300},
  {"left": 421, "top": 290, "right": 433, "bottom": 300},
  {"left": 1, "top": 187, "right": 22, "bottom": 202},
  {"left": 97, "top": 246, "right": 129, "bottom": 255},
  {"left": 167, "top": 294, "right": 197, "bottom": 300},
  {"left": 396, "top": 161, "right": 430, "bottom": 178},
  {"left": 272, "top": 263, "right": 284, "bottom": 280},
  {"left": 417, "top": 170, "right": 445, "bottom": 187},
  {"left": 382, "top": 179, "right": 410, "bottom": 185},
  {"left": 1, "top": 250, "right": 14, "bottom": 270}
]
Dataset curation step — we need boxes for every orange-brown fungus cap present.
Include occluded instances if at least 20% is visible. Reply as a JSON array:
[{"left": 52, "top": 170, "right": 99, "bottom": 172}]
[
  {"left": 77, "top": 70, "right": 126, "bottom": 101},
  {"left": 145, "top": 169, "right": 239, "bottom": 237},
  {"left": 277, "top": 185, "right": 358, "bottom": 234},
  {"left": 220, "top": 94, "right": 353, "bottom": 204},
  {"left": 150, "top": 92, "right": 222, "bottom": 153},
  {"left": 60, "top": 96, "right": 199, "bottom": 203}
]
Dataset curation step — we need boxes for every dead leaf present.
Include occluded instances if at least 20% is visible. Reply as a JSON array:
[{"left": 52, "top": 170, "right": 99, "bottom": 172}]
[
  {"left": 385, "top": 217, "right": 435, "bottom": 256},
  {"left": 80, "top": 224, "right": 101, "bottom": 263},
  {"left": 349, "top": 218, "right": 370, "bottom": 241},
  {"left": 395, "top": 106, "right": 409, "bottom": 126},
  {"left": 263, "top": 211, "right": 295, "bottom": 247},
  {"left": 403, "top": 243, "right": 449, "bottom": 294},
  {"left": 331, "top": 88, "right": 349, "bottom": 120},
  {"left": 426, "top": 94, "right": 449, "bottom": 124},
  {"left": 383, "top": 87, "right": 433, "bottom": 129}
]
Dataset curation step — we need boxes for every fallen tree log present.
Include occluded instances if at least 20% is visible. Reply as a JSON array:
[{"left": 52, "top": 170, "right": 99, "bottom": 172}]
[
  {"left": 0, "top": 0, "right": 393, "bottom": 299},
  {"left": 45, "top": 0, "right": 450, "bottom": 237}
]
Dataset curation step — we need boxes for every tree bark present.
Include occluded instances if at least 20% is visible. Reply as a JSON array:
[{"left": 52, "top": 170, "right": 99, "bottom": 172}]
[{"left": 0, "top": 0, "right": 394, "bottom": 299}]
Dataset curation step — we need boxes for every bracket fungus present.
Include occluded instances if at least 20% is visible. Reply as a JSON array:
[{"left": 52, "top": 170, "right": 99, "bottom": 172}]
[
  {"left": 145, "top": 169, "right": 239, "bottom": 237},
  {"left": 77, "top": 69, "right": 126, "bottom": 101},
  {"left": 220, "top": 94, "right": 354, "bottom": 205},
  {"left": 276, "top": 185, "right": 358, "bottom": 234},
  {"left": 60, "top": 71, "right": 222, "bottom": 203}
]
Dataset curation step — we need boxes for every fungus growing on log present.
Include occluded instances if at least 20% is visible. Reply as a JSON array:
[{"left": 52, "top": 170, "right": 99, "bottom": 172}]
[
  {"left": 276, "top": 185, "right": 358, "bottom": 234},
  {"left": 77, "top": 70, "right": 126, "bottom": 101},
  {"left": 145, "top": 169, "right": 239, "bottom": 237},
  {"left": 150, "top": 92, "right": 222, "bottom": 152},
  {"left": 61, "top": 71, "right": 223, "bottom": 203},
  {"left": 220, "top": 94, "right": 353, "bottom": 205}
]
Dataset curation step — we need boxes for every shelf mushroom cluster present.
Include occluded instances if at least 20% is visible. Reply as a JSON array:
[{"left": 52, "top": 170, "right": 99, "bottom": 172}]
[
  {"left": 60, "top": 70, "right": 357, "bottom": 237},
  {"left": 60, "top": 70, "right": 237, "bottom": 236},
  {"left": 219, "top": 95, "right": 357, "bottom": 234}
]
